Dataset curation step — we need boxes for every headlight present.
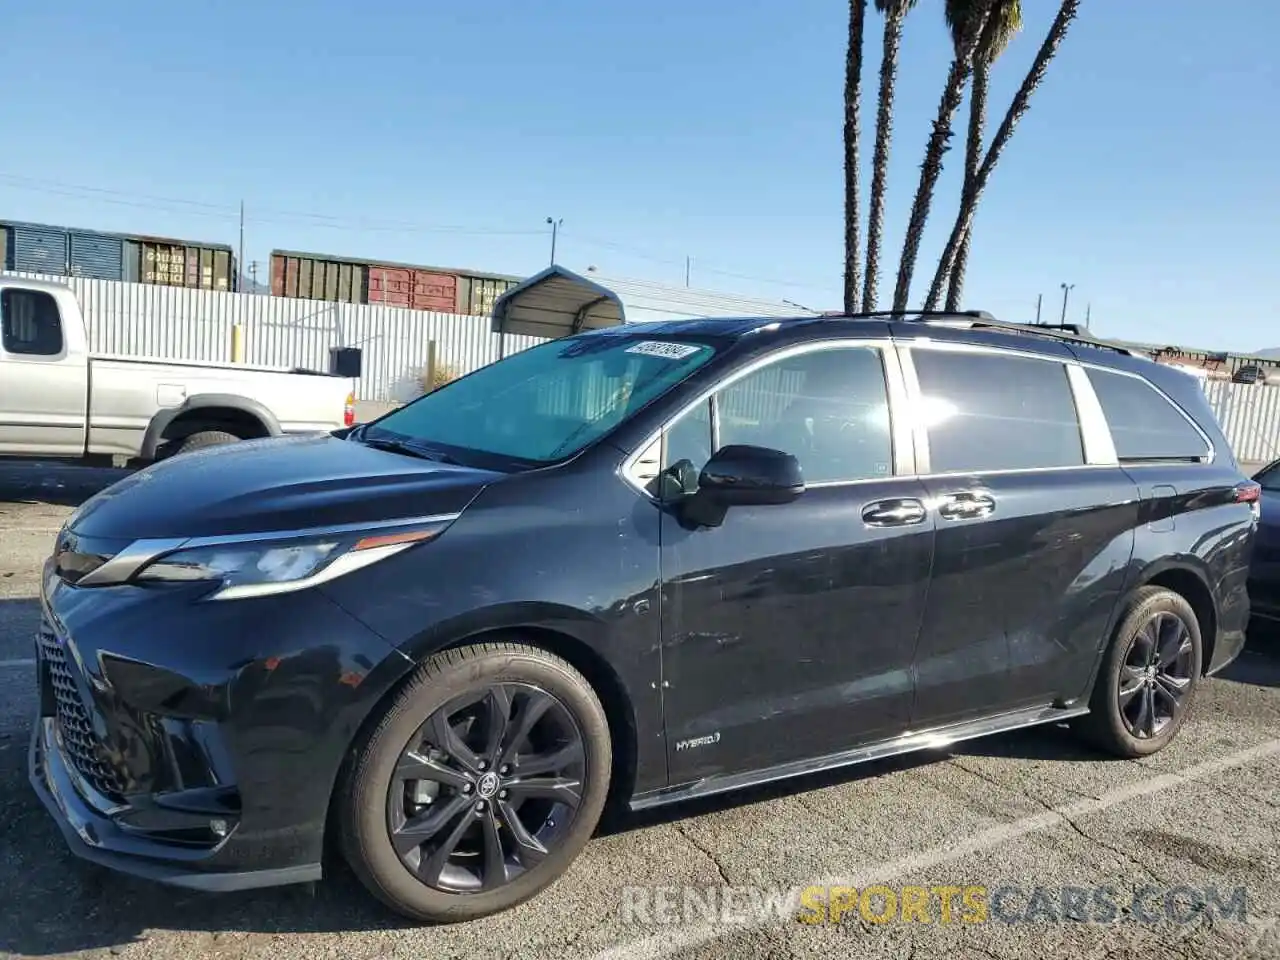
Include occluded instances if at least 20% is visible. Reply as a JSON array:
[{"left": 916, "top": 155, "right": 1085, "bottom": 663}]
[{"left": 134, "top": 522, "right": 450, "bottom": 600}]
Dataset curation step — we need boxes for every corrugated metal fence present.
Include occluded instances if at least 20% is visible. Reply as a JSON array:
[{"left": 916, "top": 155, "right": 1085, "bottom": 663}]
[
  {"left": 1203, "top": 379, "right": 1280, "bottom": 464},
  {"left": 2, "top": 270, "right": 544, "bottom": 403}
]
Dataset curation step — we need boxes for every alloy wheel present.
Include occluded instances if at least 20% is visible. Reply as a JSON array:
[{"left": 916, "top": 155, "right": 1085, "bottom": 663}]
[
  {"left": 1118, "top": 611, "right": 1195, "bottom": 739},
  {"left": 386, "top": 683, "right": 586, "bottom": 893}
]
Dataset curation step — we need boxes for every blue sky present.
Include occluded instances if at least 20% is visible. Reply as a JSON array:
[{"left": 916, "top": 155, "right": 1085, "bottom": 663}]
[{"left": 2, "top": 1, "right": 1276, "bottom": 351}]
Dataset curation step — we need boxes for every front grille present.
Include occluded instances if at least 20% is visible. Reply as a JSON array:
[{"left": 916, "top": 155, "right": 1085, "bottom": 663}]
[{"left": 37, "top": 626, "right": 127, "bottom": 801}]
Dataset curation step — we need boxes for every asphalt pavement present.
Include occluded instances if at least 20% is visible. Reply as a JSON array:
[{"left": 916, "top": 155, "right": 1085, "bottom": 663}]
[{"left": 1, "top": 460, "right": 1279, "bottom": 960}]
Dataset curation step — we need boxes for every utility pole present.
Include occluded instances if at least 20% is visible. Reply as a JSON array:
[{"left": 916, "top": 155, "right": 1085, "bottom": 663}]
[
  {"left": 1035, "top": 293, "right": 1043, "bottom": 324},
  {"left": 546, "top": 217, "right": 562, "bottom": 266},
  {"left": 238, "top": 200, "right": 245, "bottom": 292},
  {"left": 1085, "top": 302, "right": 1092, "bottom": 328},
  {"left": 1059, "top": 282, "right": 1075, "bottom": 324},
  {"left": 685, "top": 256, "right": 691, "bottom": 288}
]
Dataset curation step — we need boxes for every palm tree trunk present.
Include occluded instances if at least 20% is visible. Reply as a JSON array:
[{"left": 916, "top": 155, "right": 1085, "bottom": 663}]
[
  {"left": 860, "top": 9, "right": 906, "bottom": 312},
  {"left": 843, "top": 0, "right": 868, "bottom": 314},
  {"left": 942, "top": 59, "right": 988, "bottom": 311},
  {"left": 890, "top": 0, "right": 995, "bottom": 312},
  {"left": 925, "top": 0, "right": 1082, "bottom": 311}
]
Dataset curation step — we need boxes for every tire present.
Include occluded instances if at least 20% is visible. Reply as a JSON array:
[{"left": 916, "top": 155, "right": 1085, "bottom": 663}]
[
  {"left": 338, "top": 641, "right": 612, "bottom": 923},
  {"left": 1072, "top": 585, "right": 1204, "bottom": 758},
  {"left": 173, "top": 430, "right": 241, "bottom": 455}
]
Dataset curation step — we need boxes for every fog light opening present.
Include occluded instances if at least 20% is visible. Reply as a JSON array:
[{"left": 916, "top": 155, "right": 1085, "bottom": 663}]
[{"left": 209, "top": 818, "right": 229, "bottom": 839}]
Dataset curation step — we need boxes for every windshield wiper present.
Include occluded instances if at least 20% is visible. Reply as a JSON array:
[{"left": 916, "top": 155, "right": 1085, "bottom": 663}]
[{"left": 357, "top": 435, "right": 461, "bottom": 464}]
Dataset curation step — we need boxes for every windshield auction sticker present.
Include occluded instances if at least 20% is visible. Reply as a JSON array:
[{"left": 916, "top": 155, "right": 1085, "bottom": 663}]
[{"left": 625, "top": 341, "right": 704, "bottom": 360}]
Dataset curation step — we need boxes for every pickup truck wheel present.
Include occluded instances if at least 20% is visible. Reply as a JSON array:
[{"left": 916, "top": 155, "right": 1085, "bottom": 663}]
[{"left": 173, "top": 430, "right": 241, "bottom": 455}]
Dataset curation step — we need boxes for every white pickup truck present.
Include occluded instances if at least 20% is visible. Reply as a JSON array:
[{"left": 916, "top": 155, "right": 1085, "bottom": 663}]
[{"left": 0, "top": 276, "right": 355, "bottom": 464}]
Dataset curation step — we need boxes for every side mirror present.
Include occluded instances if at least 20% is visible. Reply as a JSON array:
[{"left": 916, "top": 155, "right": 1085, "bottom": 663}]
[{"left": 699, "top": 444, "right": 805, "bottom": 506}]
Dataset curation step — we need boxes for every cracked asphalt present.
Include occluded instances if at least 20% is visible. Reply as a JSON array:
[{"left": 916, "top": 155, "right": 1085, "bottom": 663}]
[{"left": 1, "top": 460, "right": 1279, "bottom": 960}]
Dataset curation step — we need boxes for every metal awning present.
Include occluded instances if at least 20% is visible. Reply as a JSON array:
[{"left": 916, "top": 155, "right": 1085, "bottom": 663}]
[{"left": 490, "top": 265, "right": 627, "bottom": 340}]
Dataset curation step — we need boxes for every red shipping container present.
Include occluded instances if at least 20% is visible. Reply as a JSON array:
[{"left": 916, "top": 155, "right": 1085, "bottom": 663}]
[
  {"left": 270, "top": 254, "right": 286, "bottom": 296},
  {"left": 410, "top": 270, "right": 458, "bottom": 312},
  {"left": 368, "top": 265, "right": 412, "bottom": 305}
]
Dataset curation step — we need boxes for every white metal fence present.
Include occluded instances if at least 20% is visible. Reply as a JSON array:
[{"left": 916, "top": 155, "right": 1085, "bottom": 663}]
[
  {"left": 1, "top": 270, "right": 545, "bottom": 403},
  {"left": 1203, "top": 379, "right": 1280, "bottom": 465},
  {"left": 4, "top": 270, "right": 1280, "bottom": 463}
]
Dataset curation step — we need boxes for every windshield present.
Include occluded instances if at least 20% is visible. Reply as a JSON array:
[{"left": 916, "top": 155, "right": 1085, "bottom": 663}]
[{"left": 364, "top": 332, "right": 720, "bottom": 465}]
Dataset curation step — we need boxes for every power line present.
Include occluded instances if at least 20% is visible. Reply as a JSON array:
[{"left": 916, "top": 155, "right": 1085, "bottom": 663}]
[
  {"left": 565, "top": 230, "right": 832, "bottom": 293},
  {"left": 0, "top": 171, "right": 836, "bottom": 296},
  {"left": 0, "top": 173, "right": 543, "bottom": 237}
]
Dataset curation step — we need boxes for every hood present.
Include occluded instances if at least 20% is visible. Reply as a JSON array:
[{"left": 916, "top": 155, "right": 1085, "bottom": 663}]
[{"left": 67, "top": 434, "right": 501, "bottom": 540}]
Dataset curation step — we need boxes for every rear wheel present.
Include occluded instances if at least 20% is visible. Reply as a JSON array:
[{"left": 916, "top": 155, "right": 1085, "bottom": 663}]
[
  {"left": 1072, "top": 586, "right": 1203, "bottom": 757},
  {"left": 338, "top": 641, "right": 611, "bottom": 923},
  {"left": 172, "top": 429, "right": 241, "bottom": 455}
]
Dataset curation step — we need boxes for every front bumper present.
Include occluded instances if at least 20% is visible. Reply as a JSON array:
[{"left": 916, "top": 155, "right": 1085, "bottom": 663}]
[
  {"left": 29, "top": 716, "right": 321, "bottom": 891},
  {"left": 28, "top": 564, "right": 412, "bottom": 891}
]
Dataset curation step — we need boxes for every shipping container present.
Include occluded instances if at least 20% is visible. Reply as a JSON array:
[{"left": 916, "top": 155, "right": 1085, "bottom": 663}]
[
  {"left": 0, "top": 219, "right": 233, "bottom": 289},
  {"left": 458, "top": 274, "right": 519, "bottom": 317},
  {"left": 270, "top": 252, "right": 367, "bottom": 302},
  {"left": 138, "top": 239, "right": 233, "bottom": 290},
  {"left": 269, "top": 248, "right": 522, "bottom": 314},
  {"left": 410, "top": 270, "right": 458, "bottom": 313},
  {"left": 367, "top": 266, "right": 412, "bottom": 307},
  {"left": 69, "top": 231, "right": 124, "bottom": 280},
  {"left": 9, "top": 222, "right": 69, "bottom": 274}
]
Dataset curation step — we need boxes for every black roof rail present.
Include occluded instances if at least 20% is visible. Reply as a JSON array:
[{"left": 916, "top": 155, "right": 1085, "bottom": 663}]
[
  {"left": 900, "top": 311, "right": 1135, "bottom": 357},
  {"left": 808, "top": 308, "right": 1134, "bottom": 357}
]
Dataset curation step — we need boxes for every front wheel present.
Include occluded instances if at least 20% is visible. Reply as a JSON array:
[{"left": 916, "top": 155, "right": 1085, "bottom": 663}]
[
  {"left": 1072, "top": 586, "right": 1203, "bottom": 758},
  {"left": 338, "top": 641, "right": 612, "bottom": 923}
]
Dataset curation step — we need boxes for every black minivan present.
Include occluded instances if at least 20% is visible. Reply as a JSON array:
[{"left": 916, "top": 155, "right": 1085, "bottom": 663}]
[{"left": 30, "top": 311, "right": 1260, "bottom": 922}]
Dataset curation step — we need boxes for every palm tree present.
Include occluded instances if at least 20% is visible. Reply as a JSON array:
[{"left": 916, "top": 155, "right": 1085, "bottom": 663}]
[
  {"left": 861, "top": 0, "right": 918, "bottom": 312},
  {"left": 890, "top": 0, "right": 995, "bottom": 312},
  {"left": 923, "top": 0, "right": 1082, "bottom": 311},
  {"left": 843, "top": 0, "right": 869, "bottom": 314},
  {"left": 941, "top": 0, "right": 1023, "bottom": 312}
]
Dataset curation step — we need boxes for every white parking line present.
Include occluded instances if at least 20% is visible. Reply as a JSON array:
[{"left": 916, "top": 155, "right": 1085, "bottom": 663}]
[
  {"left": 0, "top": 659, "right": 36, "bottom": 668},
  {"left": 593, "top": 738, "right": 1280, "bottom": 960}
]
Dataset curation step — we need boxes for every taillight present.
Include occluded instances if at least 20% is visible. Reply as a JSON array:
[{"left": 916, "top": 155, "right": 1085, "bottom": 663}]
[
  {"left": 343, "top": 391, "right": 356, "bottom": 428},
  {"left": 1235, "top": 481, "right": 1262, "bottom": 521}
]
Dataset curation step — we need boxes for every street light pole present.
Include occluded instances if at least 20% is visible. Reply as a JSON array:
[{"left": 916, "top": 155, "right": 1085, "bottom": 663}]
[
  {"left": 546, "top": 217, "right": 563, "bottom": 266},
  {"left": 1059, "top": 282, "right": 1075, "bottom": 324}
]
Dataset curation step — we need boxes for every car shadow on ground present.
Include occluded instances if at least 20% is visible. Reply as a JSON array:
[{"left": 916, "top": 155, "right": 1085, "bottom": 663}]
[
  {"left": 1218, "top": 622, "right": 1280, "bottom": 689},
  {"left": 0, "top": 461, "right": 131, "bottom": 508}
]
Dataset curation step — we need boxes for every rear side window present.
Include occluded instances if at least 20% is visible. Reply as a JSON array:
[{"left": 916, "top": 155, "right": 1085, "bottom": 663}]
[
  {"left": 912, "top": 349, "right": 1084, "bottom": 473},
  {"left": 0, "top": 289, "right": 64, "bottom": 357},
  {"left": 1084, "top": 367, "right": 1209, "bottom": 461}
]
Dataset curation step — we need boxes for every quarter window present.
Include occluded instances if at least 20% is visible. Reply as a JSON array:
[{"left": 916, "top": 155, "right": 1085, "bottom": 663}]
[
  {"left": 911, "top": 349, "right": 1084, "bottom": 473},
  {"left": 1084, "top": 367, "right": 1209, "bottom": 461},
  {"left": 1, "top": 289, "right": 63, "bottom": 357},
  {"left": 661, "top": 345, "right": 894, "bottom": 491}
]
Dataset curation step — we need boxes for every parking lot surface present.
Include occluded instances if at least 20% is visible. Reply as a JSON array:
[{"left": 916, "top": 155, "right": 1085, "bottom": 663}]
[{"left": 1, "top": 460, "right": 1278, "bottom": 960}]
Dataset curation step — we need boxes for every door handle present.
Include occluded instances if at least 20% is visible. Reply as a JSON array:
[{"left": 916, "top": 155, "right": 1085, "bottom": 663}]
[
  {"left": 937, "top": 490, "right": 996, "bottom": 521},
  {"left": 861, "top": 498, "right": 928, "bottom": 527}
]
